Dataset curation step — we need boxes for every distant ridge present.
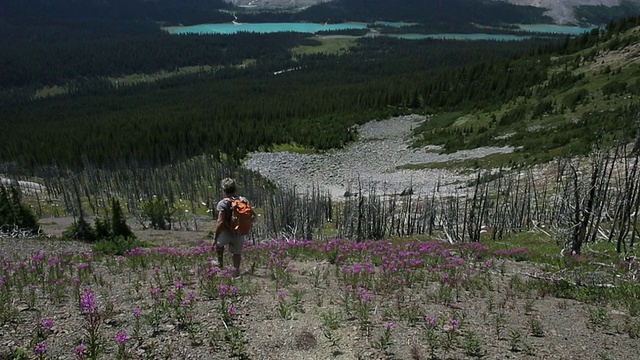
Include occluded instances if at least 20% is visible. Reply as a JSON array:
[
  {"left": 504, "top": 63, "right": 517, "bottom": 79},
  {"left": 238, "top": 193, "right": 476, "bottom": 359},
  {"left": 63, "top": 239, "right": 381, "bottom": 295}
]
[
  {"left": 500, "top": 0, "right": 640, "bottom": 24},
  {"left": 226, "top": 0, "right": 640, "bottom": 25}
]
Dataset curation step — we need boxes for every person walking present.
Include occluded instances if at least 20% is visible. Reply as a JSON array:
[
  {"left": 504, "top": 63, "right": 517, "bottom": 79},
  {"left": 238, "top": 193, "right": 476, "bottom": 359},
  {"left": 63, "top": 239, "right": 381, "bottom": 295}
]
[{"left": 214, "top": 178, "right": 254, "bottom": 278}]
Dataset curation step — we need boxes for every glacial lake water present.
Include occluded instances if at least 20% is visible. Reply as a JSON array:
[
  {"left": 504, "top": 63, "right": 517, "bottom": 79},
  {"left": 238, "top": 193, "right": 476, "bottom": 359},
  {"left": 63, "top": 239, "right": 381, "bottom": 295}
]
[
  {"left": 165, "top": 22, "right": 595, "bottom": 41},
  {"left": 165, "top": 22, "right": 368, "bottom": 35}
]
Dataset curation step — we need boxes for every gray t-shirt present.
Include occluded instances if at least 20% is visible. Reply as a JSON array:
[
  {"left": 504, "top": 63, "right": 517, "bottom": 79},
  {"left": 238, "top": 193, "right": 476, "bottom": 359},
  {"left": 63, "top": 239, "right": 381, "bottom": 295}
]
[{"left": 215, "top": 197, "right": 248, "bottom": 254}]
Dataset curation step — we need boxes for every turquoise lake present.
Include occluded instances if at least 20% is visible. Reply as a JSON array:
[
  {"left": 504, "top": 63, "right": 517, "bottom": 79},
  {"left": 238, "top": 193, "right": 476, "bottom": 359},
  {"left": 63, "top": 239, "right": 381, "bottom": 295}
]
[
  {"left": 165, "top": 22, "right": 368, "bottom": 35},
  {"left": 165, "top": 22, "right": 595, "bottom": 40}
]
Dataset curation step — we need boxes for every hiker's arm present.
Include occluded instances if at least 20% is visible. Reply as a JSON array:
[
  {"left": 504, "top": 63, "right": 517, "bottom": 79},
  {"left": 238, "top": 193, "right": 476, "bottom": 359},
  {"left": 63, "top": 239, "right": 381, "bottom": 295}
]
[{"left": 214, "top": 210, "right": 225, "bottom": 241}]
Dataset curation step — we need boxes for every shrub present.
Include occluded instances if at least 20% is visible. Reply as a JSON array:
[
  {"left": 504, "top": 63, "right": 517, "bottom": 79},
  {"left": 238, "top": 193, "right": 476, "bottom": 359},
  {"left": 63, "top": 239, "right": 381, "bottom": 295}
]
[
  {"left": 0, "top": 183, "right": 39, "bottom": 233},
  {"left": 142, "top": 198, "right": 174, "bottom": 230},
  {"left": 499, "top": 105, "right": 528, "bottom": 126},
  {"left": 601, "top": 80, "right": 627, "bottom": 96},
  {"left": 62, "top": 217, "right": 97, "bottom": 242},
  {"left": 110, "top": 198, "right": 134, "bottom": 238},
  {"left": 94, "top": 217, "right": 111, "bottom": 240},
  {"left": 562, "top": 88, "right": 589, "bottom": 109},
  {"left": 92, "top": 236, "right": 146, "bottom": 256},
  {"left": 531, "top": 100, "right": 553, "bottom": 119},
  {"left": 62, "top": 197, "right": 135, "bottom": 243}
]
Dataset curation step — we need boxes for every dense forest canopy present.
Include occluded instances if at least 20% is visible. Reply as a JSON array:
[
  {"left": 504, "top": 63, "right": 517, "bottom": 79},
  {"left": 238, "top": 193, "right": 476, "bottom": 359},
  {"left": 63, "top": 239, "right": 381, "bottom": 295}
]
[
  {"left": 0, "top": 0, "right": 231, "bottom": 24},
  {"left": 0, "top": 35, "right": 548, "bottom": 169},
  {"left": 1, "top": 0, "right": 639, "bottom": 173}
]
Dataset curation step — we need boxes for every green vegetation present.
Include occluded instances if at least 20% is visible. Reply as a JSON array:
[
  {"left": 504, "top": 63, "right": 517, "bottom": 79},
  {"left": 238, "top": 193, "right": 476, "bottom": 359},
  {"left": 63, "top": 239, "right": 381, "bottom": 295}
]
[
  {"left": 268, "top": 142, "right": 317, "bottom": 154},
  {"left": 0, "top": 183, "right": 39, "bottom": 233},
  {"left": 396, "top": 152, "right": 523, "bottom": 171},
  {"left": 2, "top": 3, "right": 640, "bottom": 173},
  {"left": 141, "top": 198, "right": 175, "bottom": 230},
  {"left": 62, "top": 197, "right": 142, "bottom": 255},
  {"left": 291, "top": 37, "right": 357, "bottom": 56},
  {"left": 0, "top": 32, "right": 544, "bottom": 169},
  {"left": 408, "top": 20, "right": 640, "bottom": 167}
]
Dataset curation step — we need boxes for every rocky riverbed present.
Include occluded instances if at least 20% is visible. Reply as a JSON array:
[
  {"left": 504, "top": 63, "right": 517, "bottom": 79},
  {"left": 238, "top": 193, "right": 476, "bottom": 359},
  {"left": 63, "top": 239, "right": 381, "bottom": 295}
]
[{"left": 243, "top": 115, "right": 514, "bottom": 199}]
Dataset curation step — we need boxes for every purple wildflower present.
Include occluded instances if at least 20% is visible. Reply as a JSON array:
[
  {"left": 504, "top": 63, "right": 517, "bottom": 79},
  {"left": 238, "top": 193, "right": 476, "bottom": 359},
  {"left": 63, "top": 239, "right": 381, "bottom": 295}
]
[
  {"left": 166, "top": 291, "right": 175, "bottom": 303},
  {"left": 357, "top": 287, "right": 371, "bottom": 302},
  {"left": 41, "top": 318, "right": 54, "bottom": 330},
  {"left": 227, "top": 304, "right": 237, "bottom": 316},
  {"left": 425, "top": 315, "right": 437, "bottom": 329},
  {"left": 115, "top": 331, "right": 128, "bottom": 344},
  {"left": 33, "top": 341, "right": 46, "bottom": 355},
  {"left": 75, "top": 344, "right": 87, "bottom": 359},
  {"left": 80, "top": 289, "right": 96, "bottom": 313}
]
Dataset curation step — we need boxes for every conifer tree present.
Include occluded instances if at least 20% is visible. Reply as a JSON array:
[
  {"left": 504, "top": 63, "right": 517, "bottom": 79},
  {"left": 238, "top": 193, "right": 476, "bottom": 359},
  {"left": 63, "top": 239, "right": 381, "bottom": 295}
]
[
  {"left": 0, "top": 183, "right": 39, "bottom": 232},
  {"left": 0, "top": 185, "right": 12, "bottom": 226},
  {"left": 110, "top": 198, "right": 134, "bottom": 239}
]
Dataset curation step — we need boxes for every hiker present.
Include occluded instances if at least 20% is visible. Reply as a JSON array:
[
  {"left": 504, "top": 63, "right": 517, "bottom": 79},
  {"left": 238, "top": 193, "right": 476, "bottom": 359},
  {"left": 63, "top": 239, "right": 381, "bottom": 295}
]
[{"left": 214, "top": 178, "right": 255, "bottom": 277}]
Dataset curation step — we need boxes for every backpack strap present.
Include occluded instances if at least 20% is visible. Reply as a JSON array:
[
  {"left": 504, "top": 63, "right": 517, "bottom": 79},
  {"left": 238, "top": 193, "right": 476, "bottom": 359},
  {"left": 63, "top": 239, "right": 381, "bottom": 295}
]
[
  {"left": 223, "top": 198, "right": 235, "bottom": 228},
  {"left": 222, "top": 196, "right": 238, "bottom": 227}
]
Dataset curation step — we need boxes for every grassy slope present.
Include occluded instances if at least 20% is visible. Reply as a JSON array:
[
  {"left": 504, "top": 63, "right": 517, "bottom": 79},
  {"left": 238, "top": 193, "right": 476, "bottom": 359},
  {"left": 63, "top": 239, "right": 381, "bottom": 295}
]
[{"left": 409, "top": 26, "right": 640, "bottom": 170}]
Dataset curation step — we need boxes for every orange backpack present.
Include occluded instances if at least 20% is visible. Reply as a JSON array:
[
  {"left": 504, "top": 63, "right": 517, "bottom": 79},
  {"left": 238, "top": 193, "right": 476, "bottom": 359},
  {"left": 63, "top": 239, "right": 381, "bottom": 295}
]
[{"left": 224, "top": 197, "right": 253, "bottom": 235}]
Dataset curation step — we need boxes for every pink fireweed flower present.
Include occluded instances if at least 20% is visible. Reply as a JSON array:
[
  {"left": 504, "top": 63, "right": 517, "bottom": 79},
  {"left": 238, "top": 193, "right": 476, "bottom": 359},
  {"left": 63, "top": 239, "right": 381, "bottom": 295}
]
[
  {"left": 357, "top": 287, "right": 371, "bottom": 302},
  {"left": 31, "top": 252, "right": 45, "bottom": 263},
  {"left": 277, "top": 289, "right": 286, "bottom": 300},
  {"left": 449, "top": 319, "right": 460, "bottom": 331},
  {"left": 132, "top": 307, "right": 141, "bottom": 317},
  {"left": 47, "top": 257, "right": 60, "bottom": 268},
  {"left": 41, "top": 318, "right": 55, "bottom": 330},
  {"left": 75, "top": 344, "right": 87, "bottom": 359},
  {"left": 218, "top": 284, "right": 238, "bottom": 298},
  {"left": 150, "top": 288, "right": 159, "bottom": 301},
  {"left": 384, "top": 322, "right": 394, "bottom": 330},
  {"left": 166, "top": 291, "right": 175, "bottom": 303},
  {"left": 227, "top": 304, "right": 237, "bottom": 316},
  {"left": 175, "top": 281, "right": 183, "bottom": 290},
  {"left": 425, "top": 315, "right": 437, "bottom": 329},
  {"left": 80, "top": 289, "right": 96, "bottom": 313},
  {"left": 33, "top": 341, "right": 46, "bottom": 355},
  {"left": 115, "top": 331, "right": 128, "bottom": 344}
]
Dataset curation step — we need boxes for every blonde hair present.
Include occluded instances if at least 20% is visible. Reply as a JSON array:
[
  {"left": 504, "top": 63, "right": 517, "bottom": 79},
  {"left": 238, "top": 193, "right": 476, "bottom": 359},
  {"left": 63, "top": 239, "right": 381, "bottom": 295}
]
[{"left": 221, "top": 178, "right": 237, "bottom": 194}]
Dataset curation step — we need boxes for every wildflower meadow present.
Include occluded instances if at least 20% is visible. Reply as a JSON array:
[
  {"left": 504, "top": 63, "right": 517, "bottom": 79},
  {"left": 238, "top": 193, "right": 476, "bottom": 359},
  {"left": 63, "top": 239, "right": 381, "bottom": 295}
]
[{"left": 0, "top": 232, "right": 639, "bottom": 359}]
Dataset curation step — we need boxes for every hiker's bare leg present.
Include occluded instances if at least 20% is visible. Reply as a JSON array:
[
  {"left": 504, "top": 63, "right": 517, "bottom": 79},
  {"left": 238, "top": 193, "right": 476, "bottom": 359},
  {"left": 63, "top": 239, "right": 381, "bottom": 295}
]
[
  {"left": 216, "top": 246, "right": 224, "bottom": 268},
  {"left": 232, "top": 254, "right": 242, "bottom": 275}
]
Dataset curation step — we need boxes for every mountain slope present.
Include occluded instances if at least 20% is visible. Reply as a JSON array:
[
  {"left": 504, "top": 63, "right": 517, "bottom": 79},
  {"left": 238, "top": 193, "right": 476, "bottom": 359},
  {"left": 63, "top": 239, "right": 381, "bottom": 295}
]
[
  {"left": 411, "top": 19, "right": 640, "bottom": 166},
  {"left": 228, "top": 0, "right": 640, "bottom": 25},
  {"left": 503, "top": 0, "right": 640, "bottom": 24}
]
